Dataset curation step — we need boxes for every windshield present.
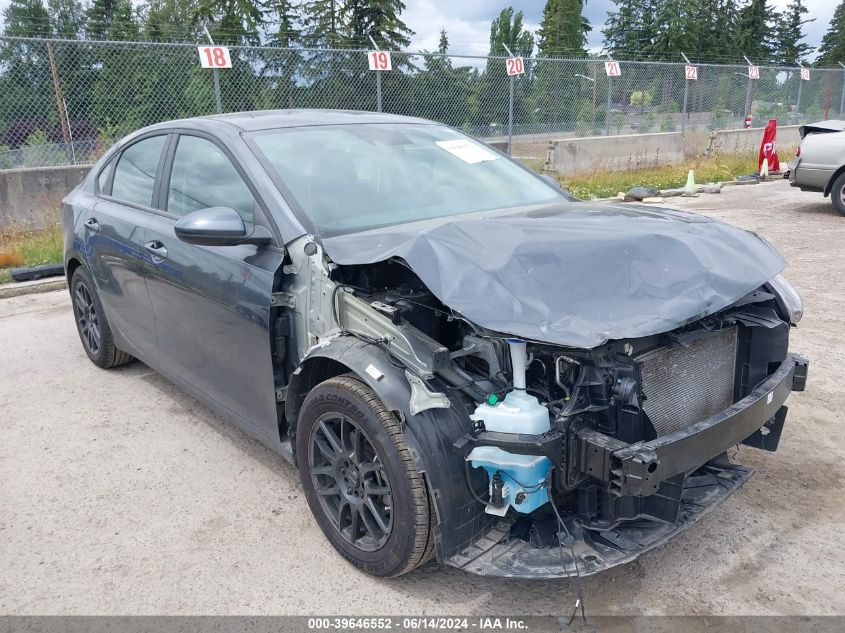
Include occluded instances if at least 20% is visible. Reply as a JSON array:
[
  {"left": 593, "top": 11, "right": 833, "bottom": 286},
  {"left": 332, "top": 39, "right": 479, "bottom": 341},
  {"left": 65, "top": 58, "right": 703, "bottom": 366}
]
[{"left": 248, "top": 123, "right": 563, "bottom": 235}]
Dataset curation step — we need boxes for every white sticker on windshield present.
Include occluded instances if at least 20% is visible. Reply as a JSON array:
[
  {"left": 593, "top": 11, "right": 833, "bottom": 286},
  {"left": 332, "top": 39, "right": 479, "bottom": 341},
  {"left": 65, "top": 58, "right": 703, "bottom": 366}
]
[{"left": 435, "top": 139, "right": 499, "bottom": 165}]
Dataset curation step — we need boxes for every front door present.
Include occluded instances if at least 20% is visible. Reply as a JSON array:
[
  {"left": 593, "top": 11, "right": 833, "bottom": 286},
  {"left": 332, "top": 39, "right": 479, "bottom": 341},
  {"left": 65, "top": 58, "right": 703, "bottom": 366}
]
[{"left": 143, "top": 133, "right": 284, "bottom": 437}]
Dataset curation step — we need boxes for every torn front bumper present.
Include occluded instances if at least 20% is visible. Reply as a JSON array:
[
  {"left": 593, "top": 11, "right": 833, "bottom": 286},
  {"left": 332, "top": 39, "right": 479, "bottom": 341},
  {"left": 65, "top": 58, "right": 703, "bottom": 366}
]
[{"left": 445, "top": 353, "right": 808, "bottom": 579}]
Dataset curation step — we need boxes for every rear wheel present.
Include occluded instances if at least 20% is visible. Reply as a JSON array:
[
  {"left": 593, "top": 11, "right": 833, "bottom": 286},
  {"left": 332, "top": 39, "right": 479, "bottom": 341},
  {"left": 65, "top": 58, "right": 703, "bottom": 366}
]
[
  {"left": 831, "top": 172, "right": 845, "bottom": 216},
  {"left": 70, "top": 267, "right": 134, "bottom": 369},
  {"left": 296, "top": 375, "right": 434, "bottom": 576}
]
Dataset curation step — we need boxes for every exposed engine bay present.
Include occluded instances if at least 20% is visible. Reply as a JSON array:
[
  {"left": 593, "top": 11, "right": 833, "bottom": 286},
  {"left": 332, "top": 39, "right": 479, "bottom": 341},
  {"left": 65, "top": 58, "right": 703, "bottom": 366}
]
[{"left": 311, "top": 257, "right": 808, "bottom": 577}]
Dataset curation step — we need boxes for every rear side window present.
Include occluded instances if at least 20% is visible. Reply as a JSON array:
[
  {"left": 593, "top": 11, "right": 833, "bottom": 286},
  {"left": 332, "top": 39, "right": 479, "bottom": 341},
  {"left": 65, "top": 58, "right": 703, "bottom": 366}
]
[
  {"left": 97, "top": 158, "right": 114, "bottom": 194},
  {"left": 166, "top": 135, "right": 255, "bottom": 222},
  {"left": 110, "top": 135, "right": 167, "bottom": 207}
]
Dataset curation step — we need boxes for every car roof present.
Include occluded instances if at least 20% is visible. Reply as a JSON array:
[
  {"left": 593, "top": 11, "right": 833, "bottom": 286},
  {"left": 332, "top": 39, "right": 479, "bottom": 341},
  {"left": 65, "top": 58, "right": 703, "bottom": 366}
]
[{"left": 143, "top": 109, "right": 435, "bottom": 134}]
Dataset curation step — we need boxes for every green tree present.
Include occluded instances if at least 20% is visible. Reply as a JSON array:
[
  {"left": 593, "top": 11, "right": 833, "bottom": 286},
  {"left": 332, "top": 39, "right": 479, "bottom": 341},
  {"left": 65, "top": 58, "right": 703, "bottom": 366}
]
[
  {"left": 538, "top": 0, "right": 590, "bottom": 58},
  {"left": 736, "top": 0, "right": 778, "bottom": 61},
  {"left": 817, "top": 1, "right": 845, "bottom": 65},
  {"left": 476, "top": 7, "right": 534, "bottom": 128},
  {"left": 412, "top": 30, "right": 473, "bottom": 127},
  {"left": 690, "top": 0, "right": 741, "bottom": 62},
  {"left": 143, "top": 0, "right": 202, "bottom": 41},
  {"left": 193, "top": 0, "right": 263, "bottom": 45},
  {"left": 86, "top": 0, "right": 120, "bottom": 39},
  {"left": 48, "top": 0, "right": 86, "bottom": 38},
  {"left": 773, "top": 0, "right": 813, "bottom": 64},
  {"left": 343, "top": 0, "right": 413, "bottom": 50},
  {"left": 301, "top": 0, "right": 342, "bottom": 45},
  {"left": 604, "top": 0, "right": 656, "bottom": 59},
  {"left": 3, "top": 0, "right": 51, "bottom": 36}
]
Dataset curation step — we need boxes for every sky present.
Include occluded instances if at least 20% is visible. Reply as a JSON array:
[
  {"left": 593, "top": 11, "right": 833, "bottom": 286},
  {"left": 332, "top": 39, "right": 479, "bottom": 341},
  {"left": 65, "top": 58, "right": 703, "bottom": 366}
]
[{"left": 0, "top": 0, "right": 837, "bottom": 60}]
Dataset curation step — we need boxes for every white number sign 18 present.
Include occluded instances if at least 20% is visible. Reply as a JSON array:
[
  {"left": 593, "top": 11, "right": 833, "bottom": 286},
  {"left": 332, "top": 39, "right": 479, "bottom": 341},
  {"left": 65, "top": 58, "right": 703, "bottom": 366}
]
[
  {"left": 685, "top": 65, "right": 698, "bottom": 80},
  {"left": 506, "top": 57, "right": 525, "bottom": 76},
  {"left": 368, "top": 51, "right": 392, "bottom": 71},
  {"left": 198, "top": 46, "right": 232, "bottom": 69},
  {"left": 801, "top": 68, "right": 810, "bottom": 81},
  {"left": 748, "top": 65, "right": 760, "bottom": 79},
  {"left": 604, "top": 61, "right": 621, "bottom": 77}
]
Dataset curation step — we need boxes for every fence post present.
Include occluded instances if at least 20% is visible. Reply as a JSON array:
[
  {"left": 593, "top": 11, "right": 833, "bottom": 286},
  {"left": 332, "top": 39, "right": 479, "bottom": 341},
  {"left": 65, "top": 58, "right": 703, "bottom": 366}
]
[
  {"left": 45, "top": 42, "right": 71, "bottom": 148},
  {"left": 507, "top": 75, "right": 514, "bottom": 155},
  {"left": 369, "top": 36, "right": 383, "bottom": 112},
  {"left": 606, "top": 77, "right": 612, "bottom": 136},
  {"left": 204, "top": 27, "right": 223, "bottom": 114},
  {"left": 839, "top": 63, "right": 845, "bottom": 116},
  {"left": 796, "top": 63, "right": 804, "bottom": 116},
  {"left": 681, "top": 53, "right": 691, "bottom": 136}
]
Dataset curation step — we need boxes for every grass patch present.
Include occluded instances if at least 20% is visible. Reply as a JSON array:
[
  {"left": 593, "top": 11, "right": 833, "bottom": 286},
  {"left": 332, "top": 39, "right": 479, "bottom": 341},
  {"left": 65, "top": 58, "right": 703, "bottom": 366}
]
[
  {"left": 536, "top": 151, "right": 776, "bottom": 200},
  {"left": 0, "top": 226, "right": 64, "bottom": 284}
]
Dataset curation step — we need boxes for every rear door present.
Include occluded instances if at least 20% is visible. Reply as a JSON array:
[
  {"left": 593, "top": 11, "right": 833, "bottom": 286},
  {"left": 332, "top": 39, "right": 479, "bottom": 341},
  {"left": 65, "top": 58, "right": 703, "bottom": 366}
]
[
  {"left": 85, "top": 133, "right": 169, "bottom": 354},
  {"left": 143, "top": 132, "right": 284, "bottom": 437}
]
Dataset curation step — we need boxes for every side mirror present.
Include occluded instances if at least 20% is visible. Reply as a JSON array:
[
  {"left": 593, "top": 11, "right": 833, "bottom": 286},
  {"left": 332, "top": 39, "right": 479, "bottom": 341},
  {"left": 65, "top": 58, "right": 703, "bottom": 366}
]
[{"left": 175, "top": 207, "right": 272, "bottom": 246}]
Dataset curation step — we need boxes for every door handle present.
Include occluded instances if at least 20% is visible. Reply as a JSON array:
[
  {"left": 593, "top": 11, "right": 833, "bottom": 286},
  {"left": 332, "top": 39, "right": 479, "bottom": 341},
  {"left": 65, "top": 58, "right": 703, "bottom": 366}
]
[
  {"left": 144, "top": 241, "right": 168, "bottom": 261},
  {"left": 84, "top": 218, "right": 100, "bottom": 232}
]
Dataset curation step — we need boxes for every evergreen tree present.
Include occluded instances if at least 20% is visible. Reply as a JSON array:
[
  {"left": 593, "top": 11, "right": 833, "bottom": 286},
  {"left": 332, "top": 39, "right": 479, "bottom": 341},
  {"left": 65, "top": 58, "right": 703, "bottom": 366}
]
[
  {"left": 301, "top": 0, "right": 342, "bottom": 46},
  {"left": 193, "top": 0, "right": 264, "bottom": 45},
  {"left": 487, "top": 6, "right": 534, "bottom": 58},
  {"left": 48, "top": 0, "right": 86, "bottom": 38},
  {"left": 604, "top": 0, "right": 659, "bottom": 59},
  {"left": 86, "top": 0, "right": 120, "bottom": 40},
  {"left": 817, "top": 0, "right": 845, "bottom": 65},
  {"left": 773, "top": 0, "right": 813, "bottom": 64},
  {"left": 264, "top": 0, "right": 300, "bottom": 48},
  {"left": 144, "top": 0, "right": 202, "bottom": 42},
  {"left": 2, "top": 0, "right": 51, "bottom": 37},
  {"left": 343, "top": 0, "right": 412, "bottom": 50},
  {"left": 690, "top": 0, "right": 741, "bottom": 62},
  {"left": 537, "top": 0, "right": 591, "bottom": 58},
  {"left": 413, "top": 30, "right": 473, "bottom": 126},
  {"left": 736, "top": 0, "right": 778, "bottom": 61}
]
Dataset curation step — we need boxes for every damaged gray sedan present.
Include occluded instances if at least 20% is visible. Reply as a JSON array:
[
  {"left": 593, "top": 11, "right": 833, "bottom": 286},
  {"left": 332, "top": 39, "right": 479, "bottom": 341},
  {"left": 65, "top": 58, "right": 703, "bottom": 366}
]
[{"left": 62, "top": 110, "right": 808, "bottom": 578}]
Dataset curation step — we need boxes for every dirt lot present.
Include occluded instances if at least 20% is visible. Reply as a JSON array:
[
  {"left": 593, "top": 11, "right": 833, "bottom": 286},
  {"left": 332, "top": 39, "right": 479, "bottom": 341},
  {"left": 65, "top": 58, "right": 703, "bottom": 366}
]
[{"left": 1, "top": 179, "right": 843, "bottom": 616}]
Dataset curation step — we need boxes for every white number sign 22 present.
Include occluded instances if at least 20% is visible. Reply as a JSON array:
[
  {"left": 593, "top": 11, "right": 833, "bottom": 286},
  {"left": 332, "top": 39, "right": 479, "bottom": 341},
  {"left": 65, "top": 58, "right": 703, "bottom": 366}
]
[
  {"left": 368, "top": 51, "right": 392, "bottom": 71},
  {"left": 685, "top": 65, "right": 698, "bottom": 80},
  {"left": 506, "top": 57, "right": 525, "bottom": 76},
  {"left": 198, "top": 46, "right": 232, "bottom": 69}
]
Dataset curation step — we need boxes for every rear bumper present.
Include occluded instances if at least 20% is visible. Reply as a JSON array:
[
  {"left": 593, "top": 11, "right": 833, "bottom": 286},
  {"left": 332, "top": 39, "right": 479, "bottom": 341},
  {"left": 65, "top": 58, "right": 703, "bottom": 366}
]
[{"left": 446, "top": 354, "right": 808, "bottom": 578}]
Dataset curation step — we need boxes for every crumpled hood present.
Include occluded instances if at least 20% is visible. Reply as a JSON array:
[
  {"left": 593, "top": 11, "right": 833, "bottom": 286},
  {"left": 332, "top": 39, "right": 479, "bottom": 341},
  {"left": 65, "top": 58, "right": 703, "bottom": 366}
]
[{"left": 322, "top": 202, "right": 786, "bottom": 348}]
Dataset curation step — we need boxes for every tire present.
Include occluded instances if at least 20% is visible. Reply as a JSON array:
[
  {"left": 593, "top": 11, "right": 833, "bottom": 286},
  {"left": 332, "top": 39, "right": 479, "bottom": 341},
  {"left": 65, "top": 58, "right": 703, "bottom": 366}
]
[
  {"left": 831, "top": 172, "right": 845, "bottom": 216},
  {"left": 296, "top": 375, "right": 434, "bottom": 576},
  {"left": 70, "top": 267, "right": 134, "bottom": 369}
]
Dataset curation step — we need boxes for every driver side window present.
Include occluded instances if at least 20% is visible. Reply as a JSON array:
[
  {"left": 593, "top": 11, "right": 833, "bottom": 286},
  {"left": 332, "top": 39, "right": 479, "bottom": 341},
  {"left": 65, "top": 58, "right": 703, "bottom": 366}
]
[{"left": 166, "top": 135, "right": 256, "bottom": 223}]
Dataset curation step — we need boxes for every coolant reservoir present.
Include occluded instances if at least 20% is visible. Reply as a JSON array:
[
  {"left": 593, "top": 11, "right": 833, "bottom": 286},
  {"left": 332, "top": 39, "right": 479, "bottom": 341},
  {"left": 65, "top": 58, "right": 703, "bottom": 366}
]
[{"left": 469, "top": 389, "right": 550, "bottom": 435}]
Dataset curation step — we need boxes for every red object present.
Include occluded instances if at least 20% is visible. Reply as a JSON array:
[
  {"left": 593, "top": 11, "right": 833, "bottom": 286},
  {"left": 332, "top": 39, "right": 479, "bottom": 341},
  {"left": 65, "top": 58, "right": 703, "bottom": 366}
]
[
  {"left": 744, "top": 115, "right": 753, "bottom": 128},
  {"left": 758, "top": 119, "right": 780, "bottom": 172}
]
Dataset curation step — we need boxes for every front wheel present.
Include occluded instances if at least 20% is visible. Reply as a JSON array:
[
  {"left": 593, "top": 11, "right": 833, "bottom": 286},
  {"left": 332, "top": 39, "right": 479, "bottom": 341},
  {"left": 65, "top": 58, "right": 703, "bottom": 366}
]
[
  {"left": 296, "top": 375, "right": 434, "bottom": 576},
  {"left": 831, "top": 172, "right": 845, "bottom": 216}
]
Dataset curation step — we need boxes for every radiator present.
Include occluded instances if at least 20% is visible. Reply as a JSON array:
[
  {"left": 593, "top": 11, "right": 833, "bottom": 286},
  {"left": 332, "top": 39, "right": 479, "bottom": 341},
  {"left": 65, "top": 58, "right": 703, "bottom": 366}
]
[{"left": 639, "top": 327, "right": 738, "bottom": 437}]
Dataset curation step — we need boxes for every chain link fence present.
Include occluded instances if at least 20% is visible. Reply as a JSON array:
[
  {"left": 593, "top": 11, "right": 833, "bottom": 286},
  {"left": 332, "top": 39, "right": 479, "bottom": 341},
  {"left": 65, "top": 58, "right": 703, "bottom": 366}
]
[{"left": 2, "top": 35, "right": 845, "bottom": 169}]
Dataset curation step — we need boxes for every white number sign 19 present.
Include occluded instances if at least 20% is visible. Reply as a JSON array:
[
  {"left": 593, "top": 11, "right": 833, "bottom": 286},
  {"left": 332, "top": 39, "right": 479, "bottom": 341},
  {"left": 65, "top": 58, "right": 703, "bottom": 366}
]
[
  {"left": 748, "top": 65, "right": 760, "bottom": 79},
  {"left": 198, "top": 46, "right": 232, "bottom": 69},
  {"left": 801, "top": 68, "right": 810, "bottom": 81},
  {"left": 604, "top": 61, "right": 621, "bottom": 77},
  {"left": 685, "top": 65, "right": 698, "bottom": 80},
  {"left": 368, "top": 51, "right": 392, "bottom": 71},
  {"left": 505, "top": 57, "right": 525, "bottom": 76}
]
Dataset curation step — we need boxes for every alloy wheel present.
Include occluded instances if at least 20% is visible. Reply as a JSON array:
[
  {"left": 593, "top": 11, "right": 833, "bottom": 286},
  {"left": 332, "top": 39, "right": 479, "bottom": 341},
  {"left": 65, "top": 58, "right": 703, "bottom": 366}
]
[
  {"left": 74, "top": 281, "right": 101, "bottom": 355},
  {"left": 308, "top": 413, "right": 393, "bottom": 551}
]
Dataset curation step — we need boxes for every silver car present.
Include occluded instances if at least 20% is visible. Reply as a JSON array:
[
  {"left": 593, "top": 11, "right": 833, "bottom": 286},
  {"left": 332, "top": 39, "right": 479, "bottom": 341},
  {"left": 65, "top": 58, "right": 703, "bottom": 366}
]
[{"left": 788, "top": 120, "right": 845, "bottom": 213}]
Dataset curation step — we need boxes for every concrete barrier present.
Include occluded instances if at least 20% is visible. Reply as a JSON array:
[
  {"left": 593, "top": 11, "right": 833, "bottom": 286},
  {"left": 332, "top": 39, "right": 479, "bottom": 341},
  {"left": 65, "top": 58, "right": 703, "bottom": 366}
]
[
  {"left": 548, "top": 132, "right": 685, "bottom": 175},
  {"left": 546, "top": 125, "right": 802, "bottom": 176},
  {"left": 711, "top": 125, "right": 800, "bottom": 155},
  {"left": 0, "top": 164, "right": 92, "bottom": 231}
]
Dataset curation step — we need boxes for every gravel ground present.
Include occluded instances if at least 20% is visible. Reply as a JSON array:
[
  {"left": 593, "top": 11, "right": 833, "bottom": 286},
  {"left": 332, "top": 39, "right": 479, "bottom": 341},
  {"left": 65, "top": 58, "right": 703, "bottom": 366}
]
[{"left": 1, "top": 179, "right": 843, "bottom": 616}]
